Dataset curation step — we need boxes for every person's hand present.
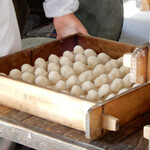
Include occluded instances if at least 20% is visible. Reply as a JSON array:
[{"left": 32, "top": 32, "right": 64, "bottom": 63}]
[{"left": 53, "top": 13, "right": 88, "bottom": 39}]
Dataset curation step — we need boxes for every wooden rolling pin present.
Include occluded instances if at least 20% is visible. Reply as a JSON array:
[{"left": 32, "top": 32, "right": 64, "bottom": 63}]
[{"left": 123, "top": 42, "right": 150, "bottom": 84}]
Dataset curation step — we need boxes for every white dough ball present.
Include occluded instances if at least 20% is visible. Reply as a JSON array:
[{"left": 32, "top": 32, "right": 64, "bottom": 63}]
[
  {"left": 63, "top": 51, "right": 75, "bottom": 61},
  {"left": 34, "top": 58, "right": 47, "bottom": 69},
  {"left": 94, "top": 74, "right": 109, "bottom": 88},
  {"left": 9, "top": 69, "right": 22, "bottom": 79},
  {"left": 105, "top": 93, "right": 116, "bottom": 100},
  {"left": 0, "top": 73, "right": 6, "bottom": 76},
  {"left": 92, "top": 64, "right": 105, "bottom": 78},
  {"left": 119, "top": 66, "right": 130, "bottom": 78},
  {"left": 55, "top": 80, "right": 66, "bottom": 91},
  {"left": 47, "top": 62, "right": 60, "bottom": 72},
  {"left": 108, "top": 68, "right": 121, "bottom": 82},
  {"left": 21, "top": 64, "right": 35, "bottom": 74},
  {"left": 73, "top": 61, "right": 87, "bottom": 74},
  {"left": 34, "top": 67, "right": 48, "bottom": 77},
  {"left": 80, "top": 95, "right": 86, "bottom": 98},
  {"left": 62, "top": 90, "right": 69, "bottom": 94},
  {"left": 117, "top": 88, "right": 128, "bottom": 95},
  {"left": 98, "top": 84, "right": 111, "bottom": 98},
  {"left": 87, "top": 56, "right": 100, "bottom": 69},
  {"left": 48, "top": 71, "right": 62, "bottom": 84},
  {"left": 60, "top": 56, "right": 73, "bottom": 67},
  {"left": 35, "top": 75, "right": 50, "bottom": 87},
  {"left": 111, "top": 78, "right": 125, "bottom": 92},
  {"left": 84, "top": 49, "right": 97, "bottom": 57},
  {"left": 75, "top": 54, "right": 87, "bottom": 64},
  {"left": 22, "top": 72, "right": 35, "bottom": 83},
  {"left": 86, "top": 90, "right": 98, "bottom": 101},
  {"left": 117, "top": 57, "right": 123, "bottom": 67},
  {"left": 70, "top": 85, "right": 83, "bottom": 96},
  {"left": 97, "top": 53, "right": 110, "bottom": 65},
  {"left": 73, "top": 45, "right": 84, "bottom": 55},
  {"left": 82, "top": 81, "right": 94, "bottom": 92},
  {"left": 78, "top": 71, "right": 93, "bottom": 83},
  {"left": 48, "top": 54, "right": 60, "bottom": 64},
  {"left": 105, "top": 59, "right": 119, "bottom": 73},
  {"left": 61, "top": 66, "right": 75, "bottom": 79},
  {"left": 66, "top": 75, "right": 79, "bottom": 89},
  {"left": 123, "top": 73, "right": 133, "bottom": 87},
  {"left": 132, "top": 83, "right": 141, "bottom": 88}
]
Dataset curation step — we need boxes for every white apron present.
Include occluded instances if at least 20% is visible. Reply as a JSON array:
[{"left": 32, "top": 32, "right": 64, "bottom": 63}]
[{"left": 0, "top": 0, "right": 22, "bottom": 57}]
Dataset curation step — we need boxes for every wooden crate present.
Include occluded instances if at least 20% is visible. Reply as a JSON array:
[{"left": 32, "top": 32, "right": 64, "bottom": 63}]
[{"left": 0, "top": 33, "right": 150, "bottom": 140}]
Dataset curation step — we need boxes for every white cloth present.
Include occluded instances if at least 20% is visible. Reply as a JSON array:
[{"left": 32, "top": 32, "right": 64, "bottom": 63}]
[
  {"left": 43, "top": 0, "right": 79, "bottom": 18},
  {"left": 0, "top": 0, "right": 22, "bottom": 57}
]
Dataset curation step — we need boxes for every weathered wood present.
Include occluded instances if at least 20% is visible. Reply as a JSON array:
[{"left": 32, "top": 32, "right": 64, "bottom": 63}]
[
  {"left": 102, "top": 114, "right": 119, "bottom": 131},
  {"left": 142, "top": 0, "right": 150, "bottom": 11},
  {"left": 103, "top": 83, "right": 150, "bottom": 126},
  {"left": 0, "top": 76, "right": 95, "bottom": 132}
]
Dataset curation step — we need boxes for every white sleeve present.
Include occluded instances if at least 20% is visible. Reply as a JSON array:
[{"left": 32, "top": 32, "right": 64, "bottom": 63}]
[
  {"left": 43, "top": 0, "right": 79, "bottom": 18},
  {"left": 0, "top": 0, "right": 22, "bottom": 56}
]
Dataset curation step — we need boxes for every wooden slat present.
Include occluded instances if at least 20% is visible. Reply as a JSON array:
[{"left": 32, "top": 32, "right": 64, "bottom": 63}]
[{"left": 103, "top": 83, "right": 150, "bottom": 126}]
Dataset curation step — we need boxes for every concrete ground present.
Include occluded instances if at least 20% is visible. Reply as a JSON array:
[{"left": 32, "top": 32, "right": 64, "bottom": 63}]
[{"left": 119, "top": 0, "right": 150, "bottom": 45}]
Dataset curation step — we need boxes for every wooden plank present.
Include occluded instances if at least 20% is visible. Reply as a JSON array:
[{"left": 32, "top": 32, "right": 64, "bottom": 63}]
[
  {"left": 0, "top": 76, "right": 96, "bottom": 132},
  {"left": 77, "top": 34, "right": 136, "bottom": 59},
  {"left": 142, "top": 0, "right": 150, "bottom": 11},
  {"left": 86, "top": 104, "right": 102, "bottom": 139},
  {"left": 103, "top": 83, "right": 150, "bottom": 126}
]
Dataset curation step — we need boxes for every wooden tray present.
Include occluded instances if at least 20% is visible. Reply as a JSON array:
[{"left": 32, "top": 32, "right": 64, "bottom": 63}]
[{"left": 0, "top": 33, "right": 150, "bottom": 140}]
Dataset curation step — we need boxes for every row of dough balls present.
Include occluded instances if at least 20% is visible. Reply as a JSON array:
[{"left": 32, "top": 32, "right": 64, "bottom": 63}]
[{"left": 6, "top": 45, "right": 141, "bottom": 101}]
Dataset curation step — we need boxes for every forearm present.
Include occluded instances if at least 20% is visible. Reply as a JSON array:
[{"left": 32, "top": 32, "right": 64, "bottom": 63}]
[{"left": 43, "top": 0, "right": 79, "bottom": 18}]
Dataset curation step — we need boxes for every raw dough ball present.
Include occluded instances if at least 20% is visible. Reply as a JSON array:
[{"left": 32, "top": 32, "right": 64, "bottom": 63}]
[
  {"left": 105, "top": 59, "right": 119, "bottom": 73},
  {"left": 80, "top": 95, "right": 86, "bottom": 98},
  {"left": 0, "top": 73, "right": 6, "bottom": 76},
  {"left": 48, "top": 54, "right": 60, "bottom": 64},
  {"left": 73, "top": 45, "right": 84, "bottom": 55},
  {"left": 60, "top": 57, "right": 72, "bottom": 67},
  {"left": 61, "top": 66, "right": 75, "bottom": 79},
  {"left": 62, "top": 90, "right": 69, "bottom": 94},
  {"left": 86, "top": 90, "right": 98, "bottom": 101},
  {"left": 34, "top": 58, "right": 47, "bottom": 69},
  {"left": 119, "top": 65, "right": 130, "bottom": 78},
  {"left": 60, "top": 56, "right": 73, "bottom": 67},
  {"left": 55, "top": 80, "right": 66, "bottom": 91},
  {"left": 84, "top": 49, "right": 97, "bottom": 57},
  {"left": 21, "top": 64, "right": 35, "bottom": 74},
  {"left": 66, "top": 75, "right": 79, "bottom": 89},
  {"left": 47, "top": 62, "right": 60, "bottom": 72},
  {"left": 117, "top": 88, "right": 128, "bottom": 95},
  {"left": 105, "top": 93, "right": 116, "bottom": 100},
  {"left": 132, "top": 83, "right": 141, "bottom": 88},
  {"left": 34, "top": 67, "right": 48, "bottom": 77},
  {"left": 82, "top": 81, "right": 94, "bottom": 92},
  {"left": 70, "top": 85, "right": 83, "bottom": 96},
  {"left": 97, "top": 53, "right": 110, "bottom": 65},
  {"left": 98, "top": 84, "right": 111, "bottom": 98},
  {"left": 35, "top": 75, "right": 50, "bottom": 86},
  {"left": 22, "top": 72, "right": 35, "bottom": 83},
  {"left": 92, "top": 64, "right": 105, "bottom": 78},
  {"left": 123, "top": 73, "right": 133, "bottom": 87},
  {"left": 9, "top": 69, "right": 22, "bottom": 79},
  {"left": 75, "top": 54, "right": 87, "bottom": 64},
  {"left": 63, "top": 51, "right": 75, "bottom": 61},
  {"left": 78, "top": 71, "right": 93, "bottom": 83},
  {"left": 111, "top": 78, "right": 125, "bottom": 92},
  {"left": 48, "top": 71, "right": 62, "bottom": 84},
  {"left": 108, "top": 68, "right": 121, "bottom": 82},
  {"left": 117, "top": 57, "right": 123, "bottom": 67},
  {"left": 73, "top": 61, "right": 87, "bottom": 74},
  {"left": 94, "top": 74, "right": 109, "bottom": 88},
  {"left": 87, "top": 56, "right": 100, "bottom": 69}
]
